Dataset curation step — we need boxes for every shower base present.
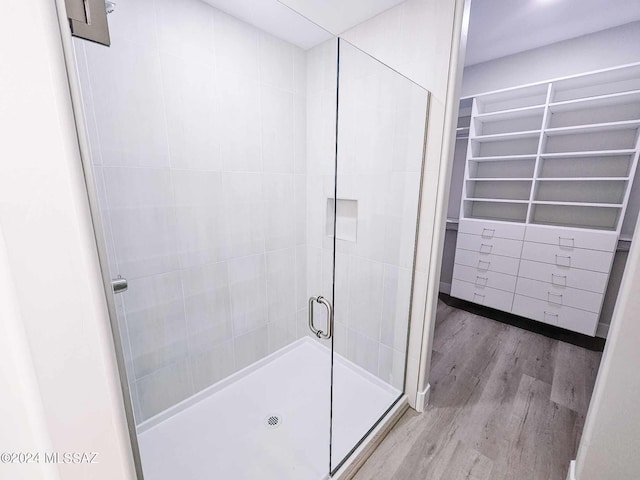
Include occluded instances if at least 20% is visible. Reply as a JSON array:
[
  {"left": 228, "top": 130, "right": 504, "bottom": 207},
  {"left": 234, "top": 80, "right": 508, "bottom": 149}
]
[{"left": 137, "top": 337, "right": 400, "bottom": 480}]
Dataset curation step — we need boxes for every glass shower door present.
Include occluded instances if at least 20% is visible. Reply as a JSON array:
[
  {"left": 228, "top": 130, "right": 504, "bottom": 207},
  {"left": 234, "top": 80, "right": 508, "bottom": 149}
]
[{"left": 330, "top": 38, "right": 430, "bottom": 473}]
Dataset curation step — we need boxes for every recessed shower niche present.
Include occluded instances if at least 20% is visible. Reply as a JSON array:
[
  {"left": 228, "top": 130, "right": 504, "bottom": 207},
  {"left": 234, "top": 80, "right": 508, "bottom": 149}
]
[{"left": 326, "top": 198, "right": 358, "bottom": 242}]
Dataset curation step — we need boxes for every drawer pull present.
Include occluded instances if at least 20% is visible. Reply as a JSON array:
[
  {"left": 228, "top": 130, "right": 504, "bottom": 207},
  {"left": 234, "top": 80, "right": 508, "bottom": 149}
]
[
  {"left": 555, "top": 254, "right": 571, "bottom": 267},
  {"left": 482, "top": 228, "right": 495, "bottom": 239},
  {"left": 477, "top": 259, "right": 491, "bottom": 270},
  {"left": 551, "top": 273, "right": 567, "bottom": 287},
  {"left": 558, "top": 236, "right": 575, "bottom": 248},
  {"left": 548, "top": 292, "right": 563, "bottom": 305},
  {"left": 544, "top": 311, "right": 559, "bottom": 322},
  {"left": 480, "top": 243, "right": 493, "bottom": 254},
  {"left": 473, "top": 293, "right": 485, "bottom": 304},
  {"left": 475, "top": 276, "right": 488, "bottom": 287}
]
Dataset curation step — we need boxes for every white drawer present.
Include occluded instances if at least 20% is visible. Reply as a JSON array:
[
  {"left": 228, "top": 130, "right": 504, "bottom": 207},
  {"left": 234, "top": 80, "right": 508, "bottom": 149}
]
[
  {"left": 459, "top": 219, "right": 526, "bottom": 241},
  {"left": 453, "top": 264, "right": 517, "bottom": 292},
  {"left": 518, "top": 260, "right": 609, "bottom": 294},
  {"left": 454, "top": 249, "right": 521, "bottom": 276},
  {"left": 512, "top": 294, "right": 599, "bottom": 336},
  {"left": 524, "top": 224, "right": 617, "bottom": 253},
  {"left": 451, "top": 279, "right": 514, "bottom": 312},
  {"left": 520, "top": 241, "right": 613, "bottom": 273},
  {"left": 457, "top": 233, "right": 523, "bottom": 259},
  {"left": 515, "top": 277, "right": 603, "bottom": 313}
]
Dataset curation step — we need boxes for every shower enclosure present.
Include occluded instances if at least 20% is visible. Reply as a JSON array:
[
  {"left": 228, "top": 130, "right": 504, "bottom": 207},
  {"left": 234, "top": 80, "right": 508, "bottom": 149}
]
[{"left": 71, "top": 1, "right": 428, "bottom": 478}]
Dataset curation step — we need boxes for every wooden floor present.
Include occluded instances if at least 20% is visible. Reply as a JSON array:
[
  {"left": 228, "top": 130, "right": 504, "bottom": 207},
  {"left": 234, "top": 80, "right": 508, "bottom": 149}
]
[{"left": 352, "top": 301, "right": 602, "bottom": 480}]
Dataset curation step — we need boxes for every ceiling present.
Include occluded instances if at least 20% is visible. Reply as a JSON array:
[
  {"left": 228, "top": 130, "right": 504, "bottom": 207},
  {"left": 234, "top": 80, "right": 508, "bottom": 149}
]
[
  {"left": 202, "top": 0, "right": 406, "bottom": 50},
  {"left": 466, "top": 0, "right": 640, "bottom": 66}
]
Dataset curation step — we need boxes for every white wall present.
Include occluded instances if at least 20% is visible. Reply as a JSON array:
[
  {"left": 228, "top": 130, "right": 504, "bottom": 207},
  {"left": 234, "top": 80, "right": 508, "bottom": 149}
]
[
  {"left": 442, "top": 20, "right": 640, "bottom": 335},
  {"left": 75, "top": 0, "right": 308, "bottom": 423},
  {"left": 462, "top": 21, "right": 640, "bottom": 97},
  {"left": 573, "top": 214, "right": 640, "bottom": 479},
  {"left": 0, "top": 0, "right": 136, "bottom": 478}
]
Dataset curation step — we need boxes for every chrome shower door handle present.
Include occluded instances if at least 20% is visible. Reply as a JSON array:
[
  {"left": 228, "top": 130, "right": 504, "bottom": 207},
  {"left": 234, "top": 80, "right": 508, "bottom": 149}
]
[{"left": 308, "top": 295, "right": 334, "bottom": 340}]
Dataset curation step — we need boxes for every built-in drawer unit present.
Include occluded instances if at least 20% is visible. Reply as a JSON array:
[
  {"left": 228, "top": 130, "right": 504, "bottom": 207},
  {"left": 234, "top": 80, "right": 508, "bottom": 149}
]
[
  {"left": 451, "top": 280, "right": 514, "bottom": 312},
  {"left": 451, "top": 65, "right": 640, "bottom": 336},
  {"left": 520, "top": 242, "right": 613, "bottom": 273},
  {"left": 523, "top": 225, "right": 617, "bottom": 252},
  {"left": 458, "top": 219, "right": 526, "bottom": 241},
  {"left": 517, "top": 260, "right": 609, "bottom": 294},
  {"left": 454, "top": 249, "right": 521, "bottom": 276},
  {"left": 452, "top": 264, "right": 517, "bottom": 292},
  {"left": 512, "top": 294, "right": 599, "bottom": 336},
  {"left": 515, "top": 277, "right": 603, "bottom": 313},
  {"left": 457, "top": 232, "right": 524, "bottom": 258}
]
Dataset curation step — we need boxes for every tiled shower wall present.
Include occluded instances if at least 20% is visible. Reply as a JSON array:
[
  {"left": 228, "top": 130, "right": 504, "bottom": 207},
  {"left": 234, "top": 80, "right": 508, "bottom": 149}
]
[
  {"left": 74, "top": 0, "right": 308, "bottom": 423},
  {"left": 305, "top": 41, "right": 428, "bottom": 391}
]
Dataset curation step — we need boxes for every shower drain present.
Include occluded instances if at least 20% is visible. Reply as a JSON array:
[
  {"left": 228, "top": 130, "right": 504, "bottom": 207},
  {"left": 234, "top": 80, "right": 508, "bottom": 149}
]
[{"left": 264, "top": 414, "right": 282, "bottom": 429}]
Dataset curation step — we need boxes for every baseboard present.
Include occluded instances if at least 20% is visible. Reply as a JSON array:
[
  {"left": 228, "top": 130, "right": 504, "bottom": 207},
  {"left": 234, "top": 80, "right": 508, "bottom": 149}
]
[
  {"left": 415, "top": 383, "right": 431, "bottom": 413},
  {"left": 567, "top": 460, "right": 576, "bottom": 480},
  {"left": 439, "top": 281, "right": 451, "bottom": 295},
  {"left": 439, "top": 293, "right": 606, "bottom": 352},
  {"left": 595, "top": 322, "right": 609, "bottom": 338}
]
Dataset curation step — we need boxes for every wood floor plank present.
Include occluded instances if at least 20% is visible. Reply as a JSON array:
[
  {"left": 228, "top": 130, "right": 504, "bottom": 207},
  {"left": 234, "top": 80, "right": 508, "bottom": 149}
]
[
  {"left": 551, "top": 342, "right": 602, "bottom": 414},
  {"left": 352, "top": 306, "right": 599, "bottom": 480}
]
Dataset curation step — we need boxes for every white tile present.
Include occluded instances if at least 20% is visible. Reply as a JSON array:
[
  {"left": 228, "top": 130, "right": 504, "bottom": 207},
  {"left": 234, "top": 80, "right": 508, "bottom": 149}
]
[
  {"left": 259, "top": 32, "right": 294, "bottom": 92},
  {"left": 160, "top": 54, "right": 220, "bottom": 171},
  {"left": 293, "top": 96, "right": 307, "bottom": 175},
  {"left": 378, "top": 344, "right": 406, "bottom": 390},
  {"left": 295, "top": 245, "right": 308, "bottom": 312},
  {"left": 380, "top": 265, "right": 412, "bottom": 352},
  {"left": 267, "top": 314, "right": 297, "bottom": 353},
  {"left": 84, "top": 40, "right": 169, "bottom": 168},
  {"left": 234, "top": 326, "right": 268, "bottom": 370},
  {"left": 124, "top": 273, "right": 188, "bottom": 379},
  {"left": 181, "top": 262, "right": 232, "bottom": 354},
  {"left": 228, "top": 255, "right": 267, "bottom": 336},
  {"left": 136, "top": 359, "right": 193, "bottom": 421},
  {"left": 293, "top": 48, "right": 307, "bottom": 97},
  {"left": 220, "top": 173, "right": 264, "bottom": 259},
  {"left": 346, "top": 329, "right": 379, "bottom": 376},
  {"left": 261, "top": 86, "right": 295, "bottom": 173},
  {"left": 266, "top": 248, "right": 296, "bottom": 322},
  {"left": 107, "top": 0, "right": 158, "bottom": 49},
  {"left": 103, "top": 166, "right": 173, "bottom": 208},
  {"left": 155, "top": 0, "right": 215, "bottom": 61},
  {"left": 213, "top": 11, "right": 259, "bottom": 80},
  {"left": 189, "top": 341, "right": 235, "bottom": 393},
  {"left": 347, "top": 256, "right": 383, "bottom": 341},
  {"left": 294, "top": 174, "right": 307, "bottom": 245},
  {"left": 217, "top": 74, "right": 261, "bottom": 172},
  {"left": 109, "top": 206, "right": 179, "bottom": 279}
]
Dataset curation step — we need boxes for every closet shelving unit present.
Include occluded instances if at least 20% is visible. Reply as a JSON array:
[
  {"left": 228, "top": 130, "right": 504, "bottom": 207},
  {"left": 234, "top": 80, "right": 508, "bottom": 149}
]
[{"left": 451, "top": 63, "right": 640, "bottom": 336}]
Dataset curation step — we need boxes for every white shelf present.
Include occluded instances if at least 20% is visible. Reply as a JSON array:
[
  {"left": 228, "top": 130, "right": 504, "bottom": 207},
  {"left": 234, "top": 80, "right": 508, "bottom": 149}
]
[
  {"left": 468, "top": 155, "right": 537, "bottom": 162},
  {"left": 532, "top": 201, "right": 623, "bottom": 208},
  {"left": 466, "top": 177, "right": 533, "bottom": 181},
  {"left": 474, "top": 104, "right": 546, "bottom": 120},
  {"left": 545, "top": 120, "right": 640, "bottom": 136},
  {"left": 540, "top": 149, "right": 635, "bottom": 158},
  {"left": 464, "top": 198, "right": 529, "bottom": 204},
  {"left": 471, "top": 130, "right": 541, "bottom": 142},
  {"left": 536, "top": 177, "right": 629, "bottom": 182},
  {"left": 549, "top": 89, "right": 640, "bottom": 111}
]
